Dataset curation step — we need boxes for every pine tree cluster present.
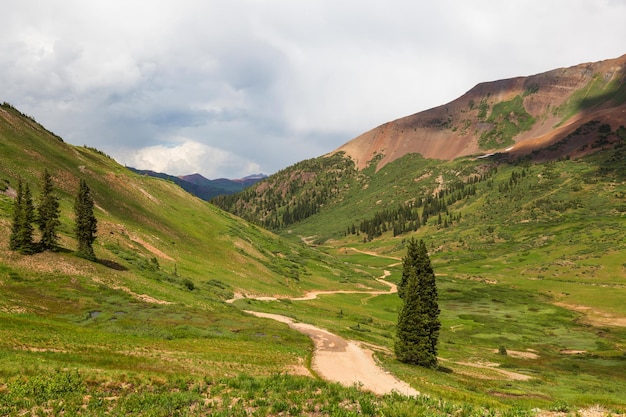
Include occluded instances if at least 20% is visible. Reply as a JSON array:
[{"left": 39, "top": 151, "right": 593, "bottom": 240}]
[
  {"left": 346, "top": 173, "right": 492, "bottom": 242},
  {"left": 9, "top": 170, "right": 60, "bottom": 254},
  {"left": 212, "top": 153, "right": 357, "bottom": 230},
  {"left": 395, "top": 238, "right": 441, "bottom": 368},
  {"left": 8, "top": 171, "right": 97, "bottom": 260}
]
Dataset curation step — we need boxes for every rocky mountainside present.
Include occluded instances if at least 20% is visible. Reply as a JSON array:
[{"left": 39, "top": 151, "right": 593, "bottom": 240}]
[{"left": 334, "top": 53, "right": 626, "bottom": 170}]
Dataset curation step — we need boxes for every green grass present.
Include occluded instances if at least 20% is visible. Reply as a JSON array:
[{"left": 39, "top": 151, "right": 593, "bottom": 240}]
[
  {"left": 2, "top": 370, "right": 544, "bottom": 417},
  {"left": 234, "top": 269, "right": 626, "bottom": 410}
]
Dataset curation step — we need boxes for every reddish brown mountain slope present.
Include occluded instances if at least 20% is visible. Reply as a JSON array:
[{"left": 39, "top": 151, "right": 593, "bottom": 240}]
[{"left": 334, "top": 54, "right": 626, "bottom": 170}]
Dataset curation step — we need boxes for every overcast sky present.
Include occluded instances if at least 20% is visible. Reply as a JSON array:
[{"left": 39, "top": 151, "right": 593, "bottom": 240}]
[{"left": 2, "top": 1, "right": 625, "bottom": 179}]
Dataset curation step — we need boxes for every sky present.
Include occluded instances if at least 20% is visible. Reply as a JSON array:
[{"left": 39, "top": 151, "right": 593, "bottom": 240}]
[{"left": 2, "top": 1, "right": 625, "bottom": 179}]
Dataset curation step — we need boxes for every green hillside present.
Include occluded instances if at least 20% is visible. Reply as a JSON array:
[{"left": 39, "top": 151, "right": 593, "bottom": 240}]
[{"left": 0, "top": 103, "right": 376, "bottom": 296}]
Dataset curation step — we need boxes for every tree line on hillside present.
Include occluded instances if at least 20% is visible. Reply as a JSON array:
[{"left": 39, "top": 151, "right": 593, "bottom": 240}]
[
  {"left": 347, "top": 172, "right": 493, "bottom": 242},
  {"left": 9, "top": 170, "right": 98, "bottom": 260}
]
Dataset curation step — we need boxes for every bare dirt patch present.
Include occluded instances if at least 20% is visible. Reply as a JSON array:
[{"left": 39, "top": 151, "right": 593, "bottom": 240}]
[
  {"left": 536, "top": 405, "right": 625, "bottom": 417},
  {"left": 490, "top": 349, "right": 539, "bottom": 360},
  {"left": 454, "top": 361, "right": 532, "bottom": 381},
  {"left": 1, "top": 186, "right": 17, "bottom": 198},
  {"left": 560, "top": 349, "right": 587, "bottom": 355},
  {"left": 233, "top": 238, "right": 268, "bottom": 262},
  {"left": 130, "top": 235, "right": 175, "bottom": 262},
  {"left": 92, "top": 276, "right": 173, "bottom": 305},
  {"left": 11, "top": 251, "right": 95, "bottom": 277},
  {"left": 132, "top": 184, "right": 160, "bottom": 204},
  {"left": 0, "top": 305, "right": 28, "bottom": 314},
  {"left": 554, "top": 302, "right": 626, "bottom": 328},
  {"left": 341, "top": 247, "right": 401, "bottom": 261}
]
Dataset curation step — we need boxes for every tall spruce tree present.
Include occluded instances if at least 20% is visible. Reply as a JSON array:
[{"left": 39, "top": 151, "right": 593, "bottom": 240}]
[
  {"left": 37, "top": 169, "right": 61, "bottom": 250},
  {"left": 398, "top": 237, "right": 420, "bottom": 299},
  {"left": 9, "top": 178, "right": 35, "bottom": 254},
  {"left": 74, "top": 179, "right": 98, "bottom": 260},
  {"left": 415, "top": 239, "right": 441, "bottom": 361},
  {"left": 395, "top": 238, "right": 441, "bottom": 368}
]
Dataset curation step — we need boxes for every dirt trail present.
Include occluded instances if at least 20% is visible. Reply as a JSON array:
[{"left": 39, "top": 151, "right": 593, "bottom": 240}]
[
  {"left": 246, "top": 310, "right": 418, "bottom": 396},
  {"left": 292, "top": 271, "right": 396, "bottom": 301},
  {"left": 341, "top": 247, "right": 401, "bottom": 261},
  {"left": 227, "top": 271, "right": 395, "bottom": 303},
  {"left": 231, "top": 270, "right": 418, "bottom": 395},
  {"left": 229, "top": 244, "right": 542, "bottom": 396}
]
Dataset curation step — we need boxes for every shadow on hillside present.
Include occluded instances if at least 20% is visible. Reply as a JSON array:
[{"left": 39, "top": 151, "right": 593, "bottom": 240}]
[
  {"left": 51, "top": 246, "right": 73, "bottom": 254},
  {"left": 437, "top": 365, "right": 454, "bottom": 374},
  {"left": 98, "top": 259, "right": 128, "bottom": 271},
  {"left": 500, "top": 77, "right": 626, "bottom": 170},
  {"left": 577, "top": 76, "right": 625, "bottom": 112}
]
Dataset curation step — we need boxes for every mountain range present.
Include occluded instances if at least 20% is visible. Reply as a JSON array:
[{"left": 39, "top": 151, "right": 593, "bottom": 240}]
[{"left": 127, "top": 168, "right": 266, "bottom": 200}]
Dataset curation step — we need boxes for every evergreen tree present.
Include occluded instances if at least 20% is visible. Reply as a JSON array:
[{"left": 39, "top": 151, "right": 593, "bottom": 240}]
[
  {"left": 395, "top": 238, "right": 441, "bottom": 368},
  {"left": 9, "top": 179, "right": 36, "bottom": 254},
  {"left": 398, "top": 237, "right": 420, "bottom": 299},
  {"left": 415, "top": 239, "right": 441, "bottom": 361},
  {"left": 395, "top": 267, "right": 434, "bottom": 366},
  {"left": 74, "top": 179, "right": 98, "bottom": 260},
  {"left": 37, "top": 169, "right": 61, "bottom": 250}
]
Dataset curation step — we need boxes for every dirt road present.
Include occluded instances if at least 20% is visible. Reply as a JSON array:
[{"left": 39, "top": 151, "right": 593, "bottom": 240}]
[
  {"left": 232, "top": 270, "right": 418, "bottom": 396},
  {"left": 246, "top": 310, "right": 419, "bottom": 396},
  {"left": 227, "top": 271, "right": 396, "bottom": 303}
]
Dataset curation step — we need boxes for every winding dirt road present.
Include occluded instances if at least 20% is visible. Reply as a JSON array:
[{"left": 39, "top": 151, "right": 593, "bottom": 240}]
[
  {"left": 227, "top": 272, "right": 396, "bottom": 303},
  {"left": 246, "top": 310, "right": 418, "bottom": 396},
  {"left": 229, "top": 271, "right": 418, "bottom": 396}
]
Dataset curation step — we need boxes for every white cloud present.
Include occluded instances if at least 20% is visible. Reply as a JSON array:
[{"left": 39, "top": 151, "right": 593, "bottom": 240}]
[{"left": 123, "top": 139, "right": 261, "bottom": 179}]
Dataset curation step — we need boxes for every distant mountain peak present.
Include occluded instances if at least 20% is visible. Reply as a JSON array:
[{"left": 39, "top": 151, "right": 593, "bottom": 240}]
[
  {"left": 179, "top": 173, "right": 211, "bottom": 187},
  {"left": 179, "top": 173, "right": 267, "bottom": 183}
]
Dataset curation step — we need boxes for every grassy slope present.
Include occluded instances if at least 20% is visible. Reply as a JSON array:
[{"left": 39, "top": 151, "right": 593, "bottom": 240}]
[{"left": 0, "top": 104, "right": 376, "bottom": 296}]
